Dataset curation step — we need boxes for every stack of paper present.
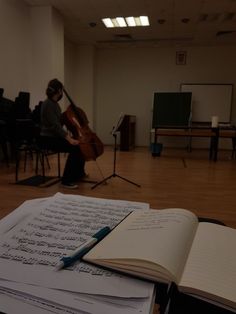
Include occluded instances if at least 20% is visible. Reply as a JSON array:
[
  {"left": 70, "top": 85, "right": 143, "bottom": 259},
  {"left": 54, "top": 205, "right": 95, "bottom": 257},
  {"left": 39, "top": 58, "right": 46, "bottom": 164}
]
[{"left": 0, "top": 193, "right": 156, "bottom": 314}]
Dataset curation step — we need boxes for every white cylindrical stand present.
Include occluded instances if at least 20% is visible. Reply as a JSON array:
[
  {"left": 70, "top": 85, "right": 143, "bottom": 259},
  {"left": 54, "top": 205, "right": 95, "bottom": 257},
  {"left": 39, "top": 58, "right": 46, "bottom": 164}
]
[{"left": 211, "top": 116, "right": 219, "bottom": 128}]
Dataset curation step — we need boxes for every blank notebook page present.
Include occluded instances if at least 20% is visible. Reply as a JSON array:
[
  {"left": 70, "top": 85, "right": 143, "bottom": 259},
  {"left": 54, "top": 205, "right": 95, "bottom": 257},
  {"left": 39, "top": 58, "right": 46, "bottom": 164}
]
[{"left": 180, "top": 222, "right": 236, "bottom": 306}]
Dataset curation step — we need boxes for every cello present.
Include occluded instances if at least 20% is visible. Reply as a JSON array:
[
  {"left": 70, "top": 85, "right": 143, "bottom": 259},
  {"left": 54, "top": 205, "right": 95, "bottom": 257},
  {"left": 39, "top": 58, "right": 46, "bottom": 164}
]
[{"left": 62, "top": 88, "right": 104, "bottom": 161}]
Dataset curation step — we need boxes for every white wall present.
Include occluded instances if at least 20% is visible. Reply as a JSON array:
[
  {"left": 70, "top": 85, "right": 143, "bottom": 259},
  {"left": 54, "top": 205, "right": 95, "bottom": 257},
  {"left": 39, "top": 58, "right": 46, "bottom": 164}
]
[
  {"left": 74, "top": 45, "right": 95, "bottom": 127},
  {"left": 0, "top": 1, "right": 64, "bottom": 108},
  {"left": 0, "top": 0, "right": 31, "bottom": 100},
  {"left": 64, "top": 39, "right": 77, "bottom": 96},
  {"left": 64, "top": 43, "right": 95, "bottom": 127},
  {"left": 94, "top": 45, "right": 236, "bottom": 147},
  {"left": 30, "top": 6, "right": 64, "bottom": 109},
  {"left": 1, "top": 0, "right": 236, "bottom": 149}
]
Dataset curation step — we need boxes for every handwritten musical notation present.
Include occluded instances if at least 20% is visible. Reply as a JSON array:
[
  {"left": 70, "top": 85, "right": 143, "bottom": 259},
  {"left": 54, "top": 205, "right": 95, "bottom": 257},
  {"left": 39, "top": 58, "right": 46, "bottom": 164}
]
[{"left": 127, "top": 209, "right": 198, "bottom": 231}]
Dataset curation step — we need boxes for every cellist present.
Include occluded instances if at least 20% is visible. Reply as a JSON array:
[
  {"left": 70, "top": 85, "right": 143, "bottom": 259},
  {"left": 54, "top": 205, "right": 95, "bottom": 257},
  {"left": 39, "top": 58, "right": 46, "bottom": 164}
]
[{"left": 39, "top": 78, "right": 86, "bottom": 189}]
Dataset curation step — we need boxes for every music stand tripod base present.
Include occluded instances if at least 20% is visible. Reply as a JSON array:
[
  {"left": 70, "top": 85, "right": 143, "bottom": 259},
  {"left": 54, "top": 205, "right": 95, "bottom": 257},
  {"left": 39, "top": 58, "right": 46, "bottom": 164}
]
[
  {"left": 91, "top": 132, "right": 140, "bottom": 189},
  {"left": 91, "top": 173, "right": 140, "bottom": 189}
]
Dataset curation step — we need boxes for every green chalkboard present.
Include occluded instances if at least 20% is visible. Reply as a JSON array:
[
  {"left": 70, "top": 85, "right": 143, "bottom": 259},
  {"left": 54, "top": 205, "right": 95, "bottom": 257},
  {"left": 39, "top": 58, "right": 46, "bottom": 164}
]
[{"left": 152, "top": 92, "right": 192, "bottom": 128}]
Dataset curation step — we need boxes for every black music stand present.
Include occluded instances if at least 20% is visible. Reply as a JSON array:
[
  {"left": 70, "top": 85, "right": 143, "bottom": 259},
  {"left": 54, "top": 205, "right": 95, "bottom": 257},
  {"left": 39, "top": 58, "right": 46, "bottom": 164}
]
[{"left": 91, "top": 114, "right": 141, "bottom": 189}]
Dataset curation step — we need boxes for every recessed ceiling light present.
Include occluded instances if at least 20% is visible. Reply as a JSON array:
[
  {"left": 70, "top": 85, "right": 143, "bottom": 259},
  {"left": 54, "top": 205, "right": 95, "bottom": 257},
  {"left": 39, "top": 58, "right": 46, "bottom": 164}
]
[
  {"left": 102, "top": 18, "right": 114, "bottom": 28},
  {"left": 140, "top": 16, "right": 149, "bottom": 26},
  {"left": 111, "top": 18, "right": 120, "bottom": 27},
  {"left": 126, "top": 17, "right": 136, "bottom": 27},
  {"left": 102, "top": 16, "right": 150, "bottom": 28},
  {"left": 116, "top": 17, "right": 127, "bottom": 27}
]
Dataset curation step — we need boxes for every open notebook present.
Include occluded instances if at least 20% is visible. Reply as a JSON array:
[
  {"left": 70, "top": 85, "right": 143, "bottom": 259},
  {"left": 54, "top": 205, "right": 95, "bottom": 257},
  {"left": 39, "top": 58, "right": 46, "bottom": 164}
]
[{"left": 84, "top": 208, "right": 236, "bottom": 312}]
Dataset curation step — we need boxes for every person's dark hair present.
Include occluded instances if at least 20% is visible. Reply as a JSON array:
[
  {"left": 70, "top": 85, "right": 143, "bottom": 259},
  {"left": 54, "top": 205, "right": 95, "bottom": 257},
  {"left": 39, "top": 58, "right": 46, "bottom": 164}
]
[{"left": 46, "top": 79, "right": 63, "bottom": 99}]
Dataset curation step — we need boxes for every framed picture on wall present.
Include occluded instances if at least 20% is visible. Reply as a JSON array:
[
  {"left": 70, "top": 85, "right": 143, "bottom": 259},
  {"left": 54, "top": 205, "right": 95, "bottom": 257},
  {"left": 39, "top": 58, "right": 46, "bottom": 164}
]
[{"left": 176, "top": 51, "right": 187, "bottom": 65}]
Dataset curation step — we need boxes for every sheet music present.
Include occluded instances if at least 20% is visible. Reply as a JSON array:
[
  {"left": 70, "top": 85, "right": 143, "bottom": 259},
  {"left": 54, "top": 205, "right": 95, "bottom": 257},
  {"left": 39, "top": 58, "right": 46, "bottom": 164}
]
[
  {"left": 0, "top": 279, "right": 155, "bottom": 314},
  {"left": 0, "top": 292, "right": 63, "bottom": 314},
  {"left": 0, "top": 197, "right": 50, "bottom": 235},
  {"left": 111, "top": 112, "right": 125, "bottom": 135},
  {"left": 0, "top": 193, "right": 150, "bottom": 297}
]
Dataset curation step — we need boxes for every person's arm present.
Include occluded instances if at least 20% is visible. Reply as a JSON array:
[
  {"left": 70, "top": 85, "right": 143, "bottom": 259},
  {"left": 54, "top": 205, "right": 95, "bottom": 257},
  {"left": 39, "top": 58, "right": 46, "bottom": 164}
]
[
  {"left": 41, "top": 101, "right": 79, "bottom": 145},
  {"left": 65, "top": 133, "right": 79, "bottom": 145}
]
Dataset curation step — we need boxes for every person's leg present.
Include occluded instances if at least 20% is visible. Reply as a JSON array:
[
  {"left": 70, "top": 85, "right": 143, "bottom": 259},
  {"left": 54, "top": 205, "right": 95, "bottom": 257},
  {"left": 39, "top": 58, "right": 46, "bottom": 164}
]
[
  {"left": 38, "top": 136, "right": 85, "bottom": 185},
  {"left": 62, "top": 148, "right": 85, "bottom": 184}
]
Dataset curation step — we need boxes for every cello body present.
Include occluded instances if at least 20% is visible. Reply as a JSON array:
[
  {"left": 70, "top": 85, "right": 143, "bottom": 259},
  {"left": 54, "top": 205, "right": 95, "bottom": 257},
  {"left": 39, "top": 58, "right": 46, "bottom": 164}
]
[{"left": 62, "top": 90, "right": 104, "bottom": 161}]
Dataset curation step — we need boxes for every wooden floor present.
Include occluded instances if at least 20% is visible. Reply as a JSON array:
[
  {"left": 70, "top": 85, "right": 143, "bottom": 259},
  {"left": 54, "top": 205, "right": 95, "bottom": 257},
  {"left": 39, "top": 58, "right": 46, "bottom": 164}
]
[{"left": 0, "top": 146, "right": 236, "bottom": 229}]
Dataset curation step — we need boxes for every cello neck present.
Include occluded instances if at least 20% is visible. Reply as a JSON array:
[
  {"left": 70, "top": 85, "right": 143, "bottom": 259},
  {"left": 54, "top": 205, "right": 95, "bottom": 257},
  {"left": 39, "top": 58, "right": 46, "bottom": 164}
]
[{"left": 63, "top": 88, "right": 76, "bottom": 109}]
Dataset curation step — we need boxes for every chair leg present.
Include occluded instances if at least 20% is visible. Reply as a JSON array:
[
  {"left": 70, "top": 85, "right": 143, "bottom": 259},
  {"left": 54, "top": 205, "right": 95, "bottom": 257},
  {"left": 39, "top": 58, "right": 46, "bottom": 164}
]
[
  {"left": 35, "top": 149, "right": 61, "bottom": 181},
  {"left": 35, "top": 152, "right": 38, "bottom": 174},
  {"left": 1, "top": 142, "right": 9, "bottom": 167},
  {"left": 24, "top": 151, "right": 27, "bottom": 172},
  {"left": 35, "top": 150, "right": 40, "bottom": 175},
  {"left": 24, "top": 148, "right": 34, "bottom": 172},
  {"left": 232, "top": 137, "right": 236, "bottom": 159},
  {"left": 45, "top": 154, "right": 50, "bottom": 169},
  {"left": 42, "top": 152, "right": 45, "bottom": 182},
  {"left": 15, "top": 150, "right": 20, "bottom": 182},
  {"left": 57, "top": 152, "right": 61, "bottom": 177}
]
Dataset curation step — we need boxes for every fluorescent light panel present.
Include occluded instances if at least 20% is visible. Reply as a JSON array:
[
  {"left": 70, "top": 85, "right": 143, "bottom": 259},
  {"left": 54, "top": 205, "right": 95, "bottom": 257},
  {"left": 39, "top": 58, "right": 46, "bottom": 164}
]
[
  {"left": 116, "top": 17, "right": 127, "bottom": 27},
  {"left": 126, "top": 16, "right": 136, "bottom": 27},
  {"left": 102, "top": 18, "right": 114, "bottom": 28},
  {"left": 111, "top": 18, "right": 119, "bottom": 27},
  {"left": 102, "top": 16, "right": 149, "bottom": 28},
  {"left": 140, "top": 16, "right": 149, "bottom": 26},
  {"left": 134, "top": 17, "right": 142, "bottom": 26}
]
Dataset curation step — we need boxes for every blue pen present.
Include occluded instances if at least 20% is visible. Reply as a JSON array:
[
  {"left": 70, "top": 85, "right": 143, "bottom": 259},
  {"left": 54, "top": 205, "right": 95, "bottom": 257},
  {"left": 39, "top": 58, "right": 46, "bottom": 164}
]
[{"left": 55, "top": 226, "right": 111, "bottom": 270}]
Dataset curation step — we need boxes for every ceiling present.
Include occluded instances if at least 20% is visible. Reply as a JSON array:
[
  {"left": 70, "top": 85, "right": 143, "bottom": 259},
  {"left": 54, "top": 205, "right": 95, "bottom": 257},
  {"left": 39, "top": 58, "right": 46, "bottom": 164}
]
[{"left": 24, "top": 0, "right": 236, "bottom": 47}]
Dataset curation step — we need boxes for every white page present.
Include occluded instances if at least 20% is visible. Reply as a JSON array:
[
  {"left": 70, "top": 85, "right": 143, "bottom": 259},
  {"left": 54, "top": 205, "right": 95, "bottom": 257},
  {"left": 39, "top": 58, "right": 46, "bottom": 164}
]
[
  {"left": 85, "top": 208, "right": 198, "bottom": 283},
  {"left": 180, "top": 222, "right": 236, "bottom": 310},
  {"left": 0, "top": 197, "right": 49, "bottom": 235},
  {"left": 0, "top": 193, "right": 150, "bottom": 297},
  {"left": 0, "top": 279, "right": 155, "bottom": 314},
  {"left": 0, "top": 290, "right": 83, "bottom": 314},
  {"left": 0, "top": 292, "right": 64, "bottom": 314}
]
